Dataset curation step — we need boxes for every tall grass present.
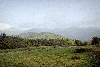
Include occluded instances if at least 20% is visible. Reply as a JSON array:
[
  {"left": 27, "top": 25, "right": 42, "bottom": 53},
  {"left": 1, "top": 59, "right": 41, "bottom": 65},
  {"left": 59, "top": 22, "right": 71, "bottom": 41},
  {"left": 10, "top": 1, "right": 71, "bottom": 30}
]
[{"left": 0, "top": 46, "right": 97, "bottom": 67}]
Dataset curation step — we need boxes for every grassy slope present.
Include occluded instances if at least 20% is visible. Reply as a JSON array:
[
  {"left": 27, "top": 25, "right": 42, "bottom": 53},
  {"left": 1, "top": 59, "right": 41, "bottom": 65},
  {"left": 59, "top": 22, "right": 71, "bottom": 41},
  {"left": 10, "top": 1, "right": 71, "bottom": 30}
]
[
  {"left": 0, "top": 46, "right": 94, "bottom": 67},
  {"left": 19, "top": 32, "right": 65, "bottom": 39}
]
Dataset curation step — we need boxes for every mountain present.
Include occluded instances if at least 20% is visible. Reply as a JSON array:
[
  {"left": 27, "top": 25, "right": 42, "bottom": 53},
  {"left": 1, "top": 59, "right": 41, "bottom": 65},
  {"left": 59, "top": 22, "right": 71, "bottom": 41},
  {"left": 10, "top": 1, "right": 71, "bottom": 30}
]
[
  {"left": 3, "top": 26, "right": 21, "bottom": 31},
  {"left": 23, "top": 27, "right": 100, "bottom": 41},
  {"left": 50, "top": 27, "right": 100, "bottom": 41},
  {"left": 1, "top": 27, "right": 100, "bottom": 41},
  {"left": 25, "top": 28, "right": 53, "bottom": 33},
  {"left": 19, "top": 32, "right": 64, "bottom": 39},
  {"left": 0, "top": 31, "right": 23, "bottom": 36},
  {"left": 0, "top": 27, "right": 23, "bottom": 36}
]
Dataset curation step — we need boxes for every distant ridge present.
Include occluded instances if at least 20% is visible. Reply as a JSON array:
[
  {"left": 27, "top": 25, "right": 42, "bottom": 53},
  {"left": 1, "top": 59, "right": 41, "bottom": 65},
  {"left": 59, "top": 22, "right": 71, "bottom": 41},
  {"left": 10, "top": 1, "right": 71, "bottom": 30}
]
[
  {"left": 0, "top": 27, "right": 100, "bottom": 41},
  {"left": 19, "top": 32, "right": 65, "bottom": 39}
]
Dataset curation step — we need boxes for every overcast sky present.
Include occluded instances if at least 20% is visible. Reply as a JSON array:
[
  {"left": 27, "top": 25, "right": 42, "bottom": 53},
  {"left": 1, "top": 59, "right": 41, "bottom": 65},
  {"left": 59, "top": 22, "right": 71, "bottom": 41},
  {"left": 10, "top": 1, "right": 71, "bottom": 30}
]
[{"left": 0, "top": 0, "right": 100, "bottom": 30}]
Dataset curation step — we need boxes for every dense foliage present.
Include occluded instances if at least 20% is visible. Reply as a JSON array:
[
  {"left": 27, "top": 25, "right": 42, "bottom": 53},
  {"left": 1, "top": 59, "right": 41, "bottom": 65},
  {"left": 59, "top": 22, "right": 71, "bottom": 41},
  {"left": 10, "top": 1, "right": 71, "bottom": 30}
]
[
  {"left": 0, "top": 33, "right": 76, "bottom": 49},
  {"left": 92, "top": 37, "right": 99, "bottom": 45},
  {"left": 0, "top": 33, "right": 27, "bottom": 49},
  {"left": 0, "top": 33, "right": 100, "bottom": 66},
  {"left": 0, "top": 33, "right": 99, "bottom": 49}
]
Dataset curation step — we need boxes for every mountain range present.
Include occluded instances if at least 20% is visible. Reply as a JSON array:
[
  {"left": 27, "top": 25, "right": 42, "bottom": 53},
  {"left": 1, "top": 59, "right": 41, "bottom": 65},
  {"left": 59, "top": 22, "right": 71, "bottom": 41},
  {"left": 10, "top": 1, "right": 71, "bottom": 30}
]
[
  {"left": 0, "top": 27, "right": 100, "bottom": 41},
  {"left": 19, "top": 32, "right": 64, "bottom": 39}
]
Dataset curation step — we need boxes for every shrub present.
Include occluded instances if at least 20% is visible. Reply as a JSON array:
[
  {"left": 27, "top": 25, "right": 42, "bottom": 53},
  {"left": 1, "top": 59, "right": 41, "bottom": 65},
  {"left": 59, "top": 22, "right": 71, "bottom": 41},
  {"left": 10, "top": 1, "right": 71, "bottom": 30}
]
[
  {"left": 74, "top": 48, "right": 86, "bottom": 53},
  {"left": 71, "top": 55, "right": 80, "bottom": 60}
]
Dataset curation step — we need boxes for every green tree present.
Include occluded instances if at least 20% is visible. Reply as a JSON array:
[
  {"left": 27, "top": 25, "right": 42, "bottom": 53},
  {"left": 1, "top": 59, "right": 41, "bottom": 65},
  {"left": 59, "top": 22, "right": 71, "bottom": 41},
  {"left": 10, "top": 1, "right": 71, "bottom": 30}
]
[
  {"left": 75, "top": 39, "right": 82, "bottom": 46},
  {"left": 67, "top": 40, "right": 75, "bottom": 46},
  {"left": 92, "top": 37, "right": 99, "bottom": 45},
  {"left": 2, "top": 33, "right": 6, "bottom": 38}
]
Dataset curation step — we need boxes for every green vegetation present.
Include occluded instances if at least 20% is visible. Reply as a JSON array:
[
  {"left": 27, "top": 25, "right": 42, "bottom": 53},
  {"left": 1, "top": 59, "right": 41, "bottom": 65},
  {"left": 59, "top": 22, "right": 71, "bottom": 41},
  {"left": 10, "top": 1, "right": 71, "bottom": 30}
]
[
  {"left": 0, "top": 33, "right": 27, "bottom": 49},
  {"left": 19, "top": 32, "right": 64, "bottom": 39},
  {"left": 0, "top": 33, "right": 100, "bottom": 67},
  {"left": 1, "top": 46, "right": 99, "bottom": 67},
  {"left": 92, "top": 37, "right": 100, "bottom": 45},
  {"left": 0, "top": 33, "right": 93, "bottom": 49},
  {"left": 0, "top": 33, "right": 76, "bottom": 49}
]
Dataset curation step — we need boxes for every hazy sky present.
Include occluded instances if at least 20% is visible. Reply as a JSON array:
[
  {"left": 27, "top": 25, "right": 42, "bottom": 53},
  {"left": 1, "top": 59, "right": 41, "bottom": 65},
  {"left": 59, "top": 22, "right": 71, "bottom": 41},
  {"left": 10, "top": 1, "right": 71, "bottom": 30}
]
[{"left": 0, "top": 0, "right": 100, "bottom": 30}]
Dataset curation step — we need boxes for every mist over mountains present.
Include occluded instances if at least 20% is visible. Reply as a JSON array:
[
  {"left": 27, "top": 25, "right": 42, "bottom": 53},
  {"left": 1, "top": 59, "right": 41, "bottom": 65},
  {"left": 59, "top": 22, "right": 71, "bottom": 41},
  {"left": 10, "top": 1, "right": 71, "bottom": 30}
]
[
  {"left": 0, "top": 27, "right": 100, "bottom": 41},
  {"left": 53, "top": 27, "right": 100, "bottom": 41}
]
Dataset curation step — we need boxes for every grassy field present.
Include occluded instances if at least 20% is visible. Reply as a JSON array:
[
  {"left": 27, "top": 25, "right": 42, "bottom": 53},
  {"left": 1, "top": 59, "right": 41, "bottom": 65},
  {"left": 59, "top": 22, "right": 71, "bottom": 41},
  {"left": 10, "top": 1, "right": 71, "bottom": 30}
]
[{"left": 0, "top": 46, "right": 99, "bottom": 67}]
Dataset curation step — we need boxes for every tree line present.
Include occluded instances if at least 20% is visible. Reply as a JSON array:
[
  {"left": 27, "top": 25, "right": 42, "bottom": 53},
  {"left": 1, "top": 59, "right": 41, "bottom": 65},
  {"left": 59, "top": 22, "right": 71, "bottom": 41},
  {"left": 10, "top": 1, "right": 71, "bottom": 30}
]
[{"left": 0, "top": 33, "right": 99, "bottom": 49}]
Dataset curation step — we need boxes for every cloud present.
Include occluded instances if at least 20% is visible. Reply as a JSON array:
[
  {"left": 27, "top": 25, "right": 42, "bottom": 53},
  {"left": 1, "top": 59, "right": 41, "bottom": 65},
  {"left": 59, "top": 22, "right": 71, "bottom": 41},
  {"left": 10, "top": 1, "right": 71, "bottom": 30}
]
[
  {"left": 0, "top": 23, "right": 12, "bottom": 30},
  {"left": 21, "top": 27, "right": 33, "bottom": 30}
]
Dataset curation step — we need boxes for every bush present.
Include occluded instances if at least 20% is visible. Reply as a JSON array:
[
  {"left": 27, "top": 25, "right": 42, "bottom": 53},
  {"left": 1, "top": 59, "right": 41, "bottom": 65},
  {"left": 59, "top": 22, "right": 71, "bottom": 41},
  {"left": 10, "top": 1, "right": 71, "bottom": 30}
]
[
  {"left": 74, "top": 48, "right": 86, "bottom": 53},
  {"left": 89, "top": 53, "right": 100, "bottom": 67},
  {"left": 96, "top": 44, "right": 100, "bottom": 47},
  {"left": 70, "top": 55, "right": 80, "bottom": 60}
]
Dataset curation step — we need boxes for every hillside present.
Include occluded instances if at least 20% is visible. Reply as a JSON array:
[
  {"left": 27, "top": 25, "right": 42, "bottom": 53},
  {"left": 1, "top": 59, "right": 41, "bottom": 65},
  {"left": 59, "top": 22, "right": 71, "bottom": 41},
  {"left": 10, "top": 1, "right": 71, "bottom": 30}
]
[
  {"left": 1, "top": 27, "right": 100, "bottom": 41},
  {"left": 19, "top": 32, "right": 65, "bottom": 39},
  {"left": 21, "top": 27, "right": 100, "bottom": 41},
  {"left": 52, "top": 27, "right": 100, "bottom": 41}
]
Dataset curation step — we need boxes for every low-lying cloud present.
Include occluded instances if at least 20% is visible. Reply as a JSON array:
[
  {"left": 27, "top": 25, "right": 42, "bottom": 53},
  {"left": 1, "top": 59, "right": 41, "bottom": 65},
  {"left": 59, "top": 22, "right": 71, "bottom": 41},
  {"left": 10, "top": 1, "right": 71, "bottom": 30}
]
[{"left": 0, "top": 23, "right": 12, "bottom": 30}]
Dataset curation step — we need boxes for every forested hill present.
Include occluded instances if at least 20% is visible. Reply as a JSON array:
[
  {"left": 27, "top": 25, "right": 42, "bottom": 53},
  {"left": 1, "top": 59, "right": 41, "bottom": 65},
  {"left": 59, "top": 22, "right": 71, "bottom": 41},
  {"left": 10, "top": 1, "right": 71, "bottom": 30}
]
[
  {"left": 19, "top": 32, "right": 65, "bottom": 39},
  {"left": 0, "top": 33, "right": 76, "bottom": 49},
  {"left": 1, "top": 27, "right": 100, "bottom": 41},
  {"left": 18, "top": 27, "right": 100, "bottom": 41}
]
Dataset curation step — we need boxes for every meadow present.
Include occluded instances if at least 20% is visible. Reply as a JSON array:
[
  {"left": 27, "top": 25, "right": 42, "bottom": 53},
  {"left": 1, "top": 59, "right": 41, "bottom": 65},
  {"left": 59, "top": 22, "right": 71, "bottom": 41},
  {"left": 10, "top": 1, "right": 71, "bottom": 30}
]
[{"left": 0, "top": 45, "right": 99, "bottom": 67}]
